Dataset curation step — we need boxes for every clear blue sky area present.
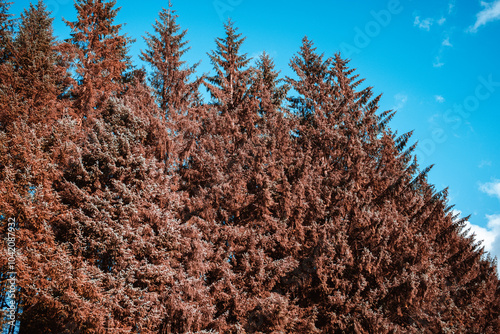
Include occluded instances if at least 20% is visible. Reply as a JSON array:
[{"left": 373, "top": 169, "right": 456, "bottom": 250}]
[{"left": 9, "top": 0, "right": 500, "bottom": 262}]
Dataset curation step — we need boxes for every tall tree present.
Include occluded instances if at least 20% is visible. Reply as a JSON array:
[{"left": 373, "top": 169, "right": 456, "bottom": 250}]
[
  {"left": 13, "top": 1, "right": 69, "bottom": 120},
  {"left": 0, "top": 0, "right": 13, "bottom": 64},
  {"left": 0, "top": 0, "right": 70, "bottom": 128},
  {"left": 251, "top": 51, "right": 289, "bottom": 112},
  {"left": 140, "top": 1, "right": 201, "bottom": 117},
  {"left": 0, "top": 0, "right": 14, "bottom": 129},
  {"left": 64, "top": 0, "right": 131, "bottom": 117},
  {"left": 205, "top": 19, "right": 252, "bottom": 113},
  {"left": 287, "top": 36, "right": 335, "bottom": 125}
]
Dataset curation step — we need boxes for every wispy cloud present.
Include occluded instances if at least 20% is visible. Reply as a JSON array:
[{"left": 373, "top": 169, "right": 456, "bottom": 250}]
[
  {"left": 438, "top": 17, "right": 447, "bottom": 25},
  {"left": 442, "top": 37, "right": 453, "bottom": 47},
  {"left": 414, "top": 16, "right": 434, "bottom": 30},
  {"left": 393, "top": 93, "right": 408, "bottom": 110},
  {"left": 469, "top": 0, "right": 500, "bottom": 32},
  {"left": 433, "top": 56, "right": 445, "bottom": 67},
  {"left": 435, "top": 95, "right": 445, "bottom": 103},
  {"left": 480, "top": 180, "right": 500, "bottom": 200},
  {"left": 448, "top": 0, "right": 456, "bottom": 14},
  {"left": 479, "top": 160, "right": 492, "bottom": 168}
]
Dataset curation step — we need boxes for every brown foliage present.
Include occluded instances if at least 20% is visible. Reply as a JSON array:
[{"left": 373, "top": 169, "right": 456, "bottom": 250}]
[{"left": 0, "top": 2, "right": 498, "bottom": 333}]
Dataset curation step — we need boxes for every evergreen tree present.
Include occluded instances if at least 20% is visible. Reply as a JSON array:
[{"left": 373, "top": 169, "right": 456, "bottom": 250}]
[
  {"left": 0, "top": 4, "right": 497, "bottom": 332},
  {"left": 0, "top": 0, "right": 14, "bottom": 129},
  {"left": 251, "top": 51, "right": 289, "bottom": 112},
  {"left": 64, "top": 0, "right": 131, "bottom": 117},
  {"left": 13, "top": 1, "right": 69, "bottom": 120},
  {"left": 0, "top": 0, "right": 13, "bottom": 64},
  {"left": 140, "top": 2, "right": 203, "bottom": 166},
  {"left": 0, "top": 1, "right": 70, "bottom": 128},
  {"left": 287, "top": 37, "right": 335, "bottom": 125},
  {"left": 140, "top": 1, "right": 201, "bottom": 117},
  {"left": 205, "top": 19, "right": 252, "bottom": 113}
]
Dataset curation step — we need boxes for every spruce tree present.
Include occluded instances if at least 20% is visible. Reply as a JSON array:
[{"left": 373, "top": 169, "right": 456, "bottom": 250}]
[
  {"left": 0, "top": 0, "right": 14, "bottom": 129},
  {"left": 64, "top": 0, "right": 131, "bottom": 117},
  {"left": 205, "top": 19, "right": 252, "bottom": 113},
  {"left": 13, "top": 1, "right": 69, "bottom": 120},
  {"left": 140, "top": 1, "right": 201, "bottom": 117},
  {"left": 0, "top": 0, "right": 13, "bottom": 64},
  {"left": 140, "top": 2, "right": 203, "bottom": 166},
  {"left": 0, "top": 1, "right": 70, "bottom": 128},
  {"left": 0, "top": 5, "right": 497, "bottom": 332},
  {"left": 252, "top": 51, "right": 289, "bottom": 110}
]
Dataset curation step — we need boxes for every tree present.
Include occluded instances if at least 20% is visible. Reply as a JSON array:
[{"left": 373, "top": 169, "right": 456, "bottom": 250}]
[
  {"left": 251, "top": 51, "right": 289, "bottom": 112},
  {"left": 287, "top": 36, "right": 335, "bottom": 125},
  {"left": 9, "top": 81, "right": 214, "bottom": 333},
  {"left": 205, "top": 19, "right": 252, "bottom": 113},
  {"left": 0, "top": 0, "right": 13, "bottom": 64},
  {"left": 140, "top": 2, "right": 204, "bottom": 167},
  {"left": 140, "top": 1, "right": 201, "bottom": 117},
  {"left": 1, "top": 4, "right": 498, "bottom": 332},
  {"left": 64, "top": 0, "right": 131, "bottom": 117},
  {"left": 13, "top": 1, "right": 70, "bottom": 120}
]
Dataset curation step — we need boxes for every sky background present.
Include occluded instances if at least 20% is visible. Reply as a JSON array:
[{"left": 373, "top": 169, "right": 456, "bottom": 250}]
[{"left": 9, "top": 0, "right": 500, "bottom": 268}]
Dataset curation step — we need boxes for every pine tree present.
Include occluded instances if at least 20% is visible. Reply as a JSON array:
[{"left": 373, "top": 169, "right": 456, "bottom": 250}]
[
  {"left": 64, "top": 0, "right": 131, "bottom": 117},
  {"left": 0, "top": 1, "right": 71, "bottom": 129},
  {"left": 0, "top": 7, "right": 498, "bottom": 332},
  {"left": 140, "top": 1, "right": 201, "bottom": 117},
  {"left": 13, "top": 1, "right": 69, "bottom": 120},
  {"left": 0, "top": 0, "right": 13, "bottom": 64},
  {"left": 0, "top": 0, "right": 15, "bottom": 129},
  {"left": 205, "top": 19, "right": 252, "bottom": 113},
  {"left": 251, "top": 51, "right": 289, "bottom": 112},
  {"left": 287, "top": 36, "right": 334, "bottom": 125}
]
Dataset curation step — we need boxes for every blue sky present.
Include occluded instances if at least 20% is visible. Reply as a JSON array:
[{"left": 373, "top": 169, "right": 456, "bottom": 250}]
[{"left": 9, "top": 0, "right": 500, "bottom": 266}]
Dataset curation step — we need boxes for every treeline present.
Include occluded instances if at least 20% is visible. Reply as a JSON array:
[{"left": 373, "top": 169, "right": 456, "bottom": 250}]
[{"left": 0, "top": 1, "right": 499, "bottom": 333}]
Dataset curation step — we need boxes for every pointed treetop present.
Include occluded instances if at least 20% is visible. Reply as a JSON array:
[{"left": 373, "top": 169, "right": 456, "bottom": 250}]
[
  {"left": 0, "top": 0, "right": 14, "bottom": 64},
  {"left": 140, "top": 1, "right": 201, "bottom": 116},
  {"left": 64, "top": 0, "right": 132, "bottom": 116},
  {"left": 252, "top": 51, "right": 289, "bottom": 109},
  {"left": 205, "top": 19, "right": 252, "bottom": 111}
]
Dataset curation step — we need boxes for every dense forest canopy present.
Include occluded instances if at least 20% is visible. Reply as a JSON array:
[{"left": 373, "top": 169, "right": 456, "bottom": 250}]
[{"left": 0, "top": 1, "right": 499, "bottom": 333}]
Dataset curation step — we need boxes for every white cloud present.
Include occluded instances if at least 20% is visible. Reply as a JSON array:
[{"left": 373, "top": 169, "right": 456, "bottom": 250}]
[
  {"left": 485, "top": 215, "right": 500, "bottom": 266},
  {"left": 464, "top": 219, "right": 497, "bottom": 251},
  {"left": 433, "top": 57, "right": 445, "bottom": 67},
  {"left": 478, "top": 160, "right": 492, "bottom": 168},
  {"left": 435, "top": 95, "right": 445, "bottom": 103},
  {"left": 448, "top": 0, "right": 456, "bottom": 14},
  {"left": 442, "top": 37, "right": 453, "bottom": 47},
  {"left": 393, "top": 93, "right": 408, "bottom": 110},
  {"left": 414, "top": 16, "right": 434, "bottom": 30},
  {"left": 480, "top": 180, "right": 500, "bottom": 200},
  {"left": 438, "top": 17, "right": 447, "bottom": 25},
  {"left": 469, "top": 0, "right": 500, "bottom": 32},
  {"left": 456, "top": 210, "right": 500, "bottom": 274}
]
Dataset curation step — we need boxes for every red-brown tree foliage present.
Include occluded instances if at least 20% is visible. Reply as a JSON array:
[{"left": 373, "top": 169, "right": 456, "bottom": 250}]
[{"left": 0, "top": 2, "right": 499, "bottom": 333}]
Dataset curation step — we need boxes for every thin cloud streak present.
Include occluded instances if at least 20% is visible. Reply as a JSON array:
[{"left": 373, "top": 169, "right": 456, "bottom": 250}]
[{"left": 469, "top": 0, "right": 500, "bottom": 32}]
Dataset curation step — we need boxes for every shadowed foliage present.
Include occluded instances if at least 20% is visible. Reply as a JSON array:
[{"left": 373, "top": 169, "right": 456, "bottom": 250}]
[{"left": 0, "top": 1, "right": 498, "bottom": 333}]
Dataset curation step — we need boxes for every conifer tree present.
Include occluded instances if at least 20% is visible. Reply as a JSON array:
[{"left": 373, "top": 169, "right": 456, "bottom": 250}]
[
  {"left": 0, "top": 1, "right": 70, "bottom": 128},
  {"left": 0, "top": 0, "right": 13, "bottom": 64},
  {"left": 140, "top": 2, "right": 204, "bottom": 166},
  {"left": 0, "top": 5, "right": 498, "bottom": 332},
  {"left": 288, "top": 37, "right": 335, "bottom": 124},
  {"left": 205, "top": 19, "right": 252, "bottom": 113},
  {"left": 251, "top": 51, "right": 289, "bottom": 112},
  {"left": 140, "top": 1, "right": 201, "bottom": 117},
  {"left": 13, "top": 1, "right": 69, "bottom": 120},
  {"left": 64, "top": 0, "right": 131, "bottom": 117},
  {"left": 0, "top": 0, "right": 14, "bottom": 129}
]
